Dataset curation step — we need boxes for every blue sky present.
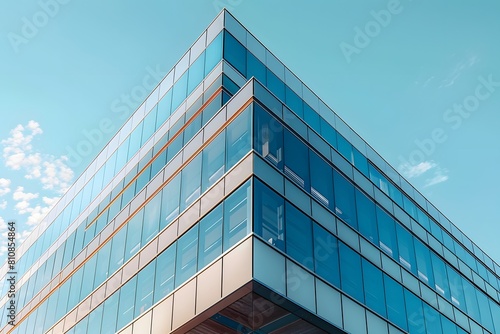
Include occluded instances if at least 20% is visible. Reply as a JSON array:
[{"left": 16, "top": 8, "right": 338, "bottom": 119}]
[{"left": 1, "top": 0, "right": 499, "bottom": 264}]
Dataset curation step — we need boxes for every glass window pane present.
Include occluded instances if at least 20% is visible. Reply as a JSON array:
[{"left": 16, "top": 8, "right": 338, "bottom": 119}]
[
  {"left": 339, "top": 242, "right": 364, "bottom": 303},
  {"left": 320, "top": 118, "right": 337, "bottom": 148},
  {"left": 313, "top": 223, "right": 340, "bottom": 287},
  {"left": 202, "top": 132, "right": 225, "bottom": 192},
  {"left": 80, "top": 255, "right": 97, "bottom": 300},
  {"left": 205, "top": 32, "right": 222, "bottom": 76},
  {"left": 284, "top": 129, "right": 310, "bottom": 190},
  {"left": 223, "top": 31, "right": 246, "bottom": 76},
  {"left": 310, "top": 152, "right": 334, "bottom": 210},
  {"left": 180, "top": 153, "right": 202, "bottom": 211},
  {"left": 142, "top": 108, "right": 157, "bottom": 145},
  {"left": 93, "top": 241, "right": 112, "bottom": 289},
  {"left": 87, "top": 304, "right": 103, "bottom": 334},
  {"left": 285, "top": 85, "right": 303, "bottom": 118},
  {"left": 353, "top": 148, "right": 369, "bottom": 176},
  {"left": 198, "top": 205, "right": 223, "bottom": 268},
  {"left": 172, "top": 70, "right": 188, "bottom": 111},
  {"left": 117, "top": 276, "right": 137, "bottom": 330},
  {"left": 362, "top": 259, "right": 386, "bottom": 317},
  {"left": 254, "top": 180, "right": 285, "bottom": 252},
  {"left": 254, "top": 103, "right": 283, "bottom": 169},
  {"left": 247, "top": 51, "right": 266, "bottom": 84},
  {"left": 188, "top": 52, "right": 205, "bottom": 94},
  {"left": 423, "top": 303, "right": 442, "bottom": 334},
  {"left": 337, "top": 134, "right": 353, "bottom": 163},
  {"left": 135, "top": 260, "right": 156, "bottom": 317},
  {"left": 154, "top": 244, "right": 176, "bottom": 303},
  {"left": 369, "top": 164, "right": 389, "bottom": 194},
  {"left": 476, "top": 290, "right": 494, "bottom": 332},
  {"left": 333, "top": 170, "right": 357, "bottom": 228},
  {"left": 267, "top": 69, "right": 285, "bottom": 101},
  {"left": 440, "top": 315, "right": 457, "bottom": 334},
  {"left": 414, "top": 239, "right": 434, "bottom": 287},
  {"left": 303, "top": 103, "right": 320, "bottom": 133},
  {"left": 405, "top": 288, "right": 426, "bottom": 334},
  {"left": 109, "top": 227, "right": 127, "bottom": 275},
  {"left": 447, "top": 265, "right": 466, "bottom": 311},
  {"left": 355, "top": 189, "right": 378, "bottom": 245},
  {"left": 396, "top": 224, "right": 416, "bottom": 274},
  {"left": 175, "top": 225, "right": 198, "bottom": 287},
  {"left": 157, "top": 89, "right": 172, "bottom": 127},
  {"left": 223, "top": 180, "right": 251, "bottom": 250},
  {"left": 226, "top": 106, "right": 252, "bottom": 169},
  {"left": 101, "top": 292, "right": 119, "bottom": 334},
  {"left": 431, "top": 252, "right": 450, "bottom": 299},
  {"left": 125, "top": 209, "right": 144, "bottom": 262},
  {"left": 161, "top": 174, "right": 181, "bottom": 229},
  {"left": 376, "top": 206, "right": 398, "bottom": 260},
  {"left": 384, "top": 275, "right": 407, "bottom": 331},
  {"left": 142, "top": 192, "right": 162, "bottom": 245},
  {"left": 285, "top": 202, "right": 313, "bottom": 270}
]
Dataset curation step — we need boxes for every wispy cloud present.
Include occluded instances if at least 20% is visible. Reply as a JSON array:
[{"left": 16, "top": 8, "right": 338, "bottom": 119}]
[
  {"left": 399, "top": 160, "right": 449, "bottom": 188},
  {"left": 0, "top": 178, "right": 11, "bottom": 196},
  {"left": 439, "top": 55, "right": 479, "bottom": 88},
  {"left": 424, "top": 168, "right": 449, "bottom": 188}
]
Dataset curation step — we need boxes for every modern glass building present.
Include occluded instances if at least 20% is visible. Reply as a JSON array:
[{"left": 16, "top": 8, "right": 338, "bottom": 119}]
[{"left": 1, "top": 9, "right": 500, "bottom": 334}]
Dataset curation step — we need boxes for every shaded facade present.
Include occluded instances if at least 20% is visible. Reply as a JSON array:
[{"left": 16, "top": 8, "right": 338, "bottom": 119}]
[{"left": 1, "top": 10, "right": 500, "bottom": 334}]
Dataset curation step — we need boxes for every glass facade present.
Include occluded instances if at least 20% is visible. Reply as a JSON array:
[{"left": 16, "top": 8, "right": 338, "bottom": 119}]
[{"left": 1, "top": 9, "right": 498, "bottom": 334}]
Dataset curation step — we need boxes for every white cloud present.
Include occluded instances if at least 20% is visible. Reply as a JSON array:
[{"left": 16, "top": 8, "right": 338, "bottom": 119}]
[
  {"left": 12, "top": 186, "right": 38, "bottom": 202},
  {"left": 399, "top": 161, "right": 437, "bottom": 179},
  {"left": 424, "top": 169, "right": 449, "bottom": 187},
  {"left": 0, "top": 216, "right": 7, "bottom": 257},
  {"left": 1, "top": 121, "right": 74, "bottom": 194},
  {"left": 439, "top": 55, "right": 479, "bottom": 88},
  {"left": 0, "top": 200, "right": 6, "bottom": 210},
  {"left": 0, "top": 178, "right": 11, "bottom": 196}
]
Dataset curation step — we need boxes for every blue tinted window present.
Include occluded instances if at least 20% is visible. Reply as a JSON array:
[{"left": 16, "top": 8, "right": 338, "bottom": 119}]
[
  {"left": 388, "top": 183, "right": 404, "bottom": 208},
  {"left": 355, "top": 189, "right": 378, "bottom": 245},
  {"left": 303, "top": 103, "right": 320, "bottom": 133},
  {"left": 384, "top": 275, "right": 407, "bottom": 331},
  {"left": 403, "top": 195, "right": 418, "bottom": 220},
  {"left": 125, "top": 209, "right": 144, "bottom": 262},
  {"left": 226, "top": 106, "right": 252, "bottom": 169},
  {"left": 101, "top": 292, "right": 119, "bottom": 334},
  {"left": 284, "top": 130, "right": 310, "bottom": 191},
  {"left": 447, "top": 266, "right": 466, "bottom": 311},
  {"left": 175, "top": 225, "right": 198, "bottom": 287},
  {"left": 223, "top": 180, "right": 251, "bottom": 250},
  {"left": 396, "top": 224, "right": 416, "bottom": 274},
  {"left": 423, "top": 303, "right": 442, "bottom": 334},
  {"left": 362, "top": 259, "right": 386, "bottom": 317},
  {"left": 128, "top": 125, "right": 143, "bottom": 160},
  {"left": 285, "top": 86, "right": 303, "bottom": 118},
  {"left": 180, "top": 153, "right": 202, "bottom": 211},
  {"left": 156, "top": 89, "right": 172, "bottom": 127},
  {"left": 93, "top": 241, "right": 111, "bottom": 289},
  {"left": 369, "top": 164, "right": 389, "bottom": 194},
  {"left": 337, "top": 134, "right": 353, "bottom": 163},
  {"left": 154, "top": 244, "right": 176, "bottom": 303},
  {"left": 376, "top": 206, "right": 398, "bottom": 260},
  {"left": 202, "top": 132, "right": 225, "bottom": 192},
  {"left": 87, "top": 303, "right": 103, "bottom": 334},
  {"left": 142, "top": 108, "right": 157, "bottom": 145},
  {"left": 333, "top": 170, "right": 357, "bottom": 228},
  {"left": 254, "top": 104, "right": 283, "bottom": 169},
  {"left": 161, "top": 174, "right": 181, "bottom": 229},
  {"left": 440, "top": 315, "right": 457, "bottom": 334},
  {"left": 247, "top": 51, "right": 266, "bottom": 84},
  {"left": 188, "top": 52, "right": 205, "bottom": 94},
  {"left": 430, "top": 252, "right": 450, "bottom": 299},
  {"left": 142, "top": 192, "right": 161, "bottom": 245},
  {"left": 310, "top": 152, "right": 334, "bottom": 210},
  {"left": 414, "top": 239, "right": 434, "bottom": 287},
  {"left": 198, "top": 205, "right": 223, "bottom": 268},
  {"left": 223, "top": 31, "right": 246, "bottom": 76},
  {"left": 476, "top": 290, "right": 494, "bottom": 332},
  {"left": 320, "top": 118, "right": 337, "bottom": 147},
  {"left": 135, "top": 260, "right": 155, "bottom": 317},
  {"left": 404, "top": 289, "right": 426, "bottom": 334},
  {"left": 417, "top": 208, "right": 431, "bottom": 231},
  {"left": 267, "top": 69, "right": 285, "bottom": 101},
  {"left": 353, "top": 148, "right": 369, "bottom": 175},
  {"left": 339, "top": 242, "right": 364, "bottom": 303},
  {"left": 205, "top": 32, "right": 222, "bottom": 76},
  {"left": 117, "top": 276, "right": 137, "bottom": 330},
  {"left": 80, "top": 255, "right": 97, "bottom": 300},
  {"left": 313, "top": 223, "right": 340, "bottom": 287},
  {"left": 172, "top": 70, "right": 188, "bottom": 111},
  {"left": 285, "top": 202, "right": 313, "bottom": 270},
  {"left": 108, "top": 225, "right": 126, "bottom": 275},
  {"left": 254, "top": 180, "right": 285, "bottom": 252}
]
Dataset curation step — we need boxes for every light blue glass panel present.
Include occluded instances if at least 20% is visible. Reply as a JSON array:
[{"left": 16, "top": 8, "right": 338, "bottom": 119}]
[
  {"left": 79, "top": 255, "right": 97, "bottom": 300},
  {"left": 337, "top": 134, "right": 353, "bottom": 163},
  {"left": 440, "top": 315, "right": 457, "bottom": 334},
  {"left": 355, "top": 188, "right": 378, "bottom": 245},
  {"left": 253, "top": 239, "right": 286, "bottom": 294},
  {"left": 198, "top": 205, "right": 223, "bottom": 268},
  {"left": 430, "top": 252, "right": 450, "bottom": 299},
  {"left": 223, "top": 180, "right": 251, "bottom": 250},
  {"left": 74, "top": 317, "right": 88, "bottom": 334},
  {"left": 447, "top": 265, "right": 466, "bottom": 311},
  {"left": 384, "top": 275, "right": 407, "bottom": 331},
  {"left": 142, "top": 107, "right": 157, "bottom": 146},
  {"left": 285, "top": 202, "right": 313, "bottom": 271},
  {"left": 172, "top": 70, "right": 188, "bottom": 111},
  {"left": 254, "top": 180, "right": 285, "bottom": 251},
  {"left": 376, "top": 206, "right": 398, "bottom": 260},
  {"left": 310, "top": 152, "right": 334, "bottom": 211},
  {"left": 101, "top": 291, "right": 119, "bottom": 334},
  {"left": 254, "top": 103, "right": 283, "bottom": 170},
  {"left": 369, "top": 164, "right": 389, "bottom": 194},
  {"left": 226, "top": 106, "right": 252, "bottom": 170},
  {"left": 156, "top": 89, "right": 172, "bottom": 127},
  {"left": 396, "top": 224, "right": 416, "bottom": 274},
  {"left": 333, "top": 170, "right": 357, "bottom": 228},
  {"left": 313, "top": 223, "right": 340, "bottom": 287},
  {"left": 423, "top": 303, "right": 442, "bottom": 334},
  {"left": 205, "top": 32, "right": 222, "bottom": 76},
  {"left": 125, "top": 209, "right": 144, "bottom": 262},
  {"left": 405, "top": 289, "right": 426, "bottom": 334},
  {"left": 67, "top": 267, "right": 84, "bottom": 311},
  {"left": 320, "top": 117, "right": 337, "bottom": 148},
  {"left": 180, "top": 153, "right": 202, "bottom": 211},
  {"left": 117, "top": 276, "right": 137, "bottom": 330},
  {"left": 175, "top": 225, "right": 198, "bottom": 287},
  {"left": 476, "top": 290, "right": 494, "bottom": 332},
  {"left": 339, "top": 242, "right": 364, "bottom": 303},
  {"left": 284, "top": 129, "right": 310, "bottom": 190},
  {"left": 362, "top": 259, "right": 386, "bottom": 317},
  {"left": 202, "top": 132, "right": 225, "bottom": 192},
  {"left": 87, "top": 303, "right": 103, "bottom": 333},
  {"left": 154, "top": 244, "right": 176, "bottom": 303},
  {"left": 414, "top": 239, "right": 434, "bottom": 287},
  {"left": 93, "top": 241, "right": 112, "bottom": 289},
  {"left": 142, "top": 191, "right": 162, "bottom": 245},
  {"left": 161, "top": 174, "right": 181, "bottom": 229},
  {"left": 286, "top": 260, "right": 316, "bottom": 312},
  {"left": 108, "top": 226, "right": 127, "bottom": 275},
  {"left": 128, "top": 124, "right": 143, "bottom": 160},
  {"left": 135, "top": 260, "right": 156, "bottom": 317},
  {"left": 188, "top": 52, "right": 205, "bottom": 94}
]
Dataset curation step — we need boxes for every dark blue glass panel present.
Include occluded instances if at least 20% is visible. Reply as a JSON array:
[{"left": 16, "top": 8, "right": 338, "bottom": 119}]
[
  {"left": 303, "top": 103, "right": 321, "bottom": 133},
  {"left": 313, "top": 223, "right": 340, "bottom": 287},
  {"left": 284, "top": 129, "right": 310, "bottom": 191},
  {"left": 285, "top": 86, "right": 303, "bottom": 118},
  {"left": 362, "top": 259, "right": 386, "bottom": 317},
  {"left": 355, "top": 188, "right": 378, "bottom": 245},
  {"left": 333, "top": 170, "right": 357, "bottom": 228},
  {"left": 310, "top": 152, "right": 334, "bottom": 210},
  {"left": 254, "top": 180, "right": 285, "bottom": 252},
  {"left": 430, "top": 252, "right": 450, "bottom": 299},
  {"left": 320, "top": 118, "right": 337, "bottom": 148},
  {"left": 205, "top": 32, "right": 223, "bottom": 76},
  {"left": 285, "top": 202, "right": 313, "bottom": 270},
  {"left": 440, "top": 315, "right": 457, "bottom": 334},
  {"left": 337, "top": 133, "right": 353, "bottom": 163},
  {"left": 376, "top": 206, "right": 398, "bottom": 260},
  {"left": 396, "top": 224, "right": 416, "bottom": 274},
  {"left": 339, "top": 242, "right": 364, "bottom": 303},
  {"left": 447, "top": 265, "right": 466, "bottom": 311},
  {"left": 254, "top": 103, "right": 283, "bottom": 169},
  {"left": 223, "top": 31, "right": 246, "bottom": 76},
  {"left": 247, "top": 51, "right": 266, "bottom": 84},
  {"left": 267, "top": 69, "right": 285, "bottom": 101},
  {"left": 384, "top": 275, "right": 407, "bottom": 331},
  {"left": 414, "top": 239, "right": 434, "bottom": 287},
  {"left": 353, "top": 147, "right": 369, "bottom": 175},
  {"left": 222, "top": 74, "right": 240, "bottom": 95}
]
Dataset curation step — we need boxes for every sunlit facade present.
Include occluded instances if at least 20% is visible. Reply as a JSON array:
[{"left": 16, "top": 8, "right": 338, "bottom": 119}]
[{"left": 1, "top": 10, "right": 499, "bottom": 334}]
